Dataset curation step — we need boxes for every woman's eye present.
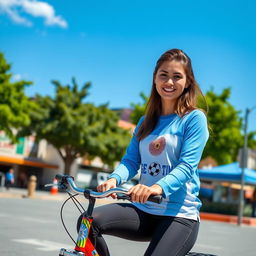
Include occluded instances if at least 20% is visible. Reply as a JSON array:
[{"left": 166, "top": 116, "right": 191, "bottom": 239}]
[
  {"left": 173, "top": 75, "right": 182, "bottom": 80},
  {"left": 159, "top": 74, "right": 167, "bottom": 78}
]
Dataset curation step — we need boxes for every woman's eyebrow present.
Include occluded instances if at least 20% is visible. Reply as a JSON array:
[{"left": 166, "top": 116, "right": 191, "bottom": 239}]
[
  {"left": 159, "top": 69, "right": 168, "bottom": 73},
  {"left": 159, "top": 70, "right": 183, "bottom": 75},
  {"left": 173, "top": 72, "right": 183, "bottom": 75}
]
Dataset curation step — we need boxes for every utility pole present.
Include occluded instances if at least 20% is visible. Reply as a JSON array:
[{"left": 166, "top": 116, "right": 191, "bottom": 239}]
[
  {"left": 238, "top": 108, "right": 249, "bottom": 225},
  {"left": 238, "top": 107, "right": 256, "bottom": 225}
]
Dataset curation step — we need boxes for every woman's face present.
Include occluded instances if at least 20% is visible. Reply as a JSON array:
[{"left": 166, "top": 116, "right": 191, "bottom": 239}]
[{"left": 155, "top": 60, "right": 187, "bottom": 113}]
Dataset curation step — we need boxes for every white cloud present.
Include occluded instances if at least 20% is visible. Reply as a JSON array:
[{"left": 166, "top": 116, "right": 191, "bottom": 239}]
[
  {"left": 0, "top": 0, "right": 67, "bottom": 28},
  {"left": 12, "top": 74, "right": 22, "bottom": 81}
]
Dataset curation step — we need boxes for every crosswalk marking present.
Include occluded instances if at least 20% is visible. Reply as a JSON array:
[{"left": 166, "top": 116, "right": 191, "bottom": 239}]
[{"left": 12, "top": 238, "right": 72, "bottom": 252}]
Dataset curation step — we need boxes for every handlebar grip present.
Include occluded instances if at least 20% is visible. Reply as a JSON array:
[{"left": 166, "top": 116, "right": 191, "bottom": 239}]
[
  {"left": 55, "top": 174, "right": 74, "bottom": 182},
  {"left": 55, "top": 174, "right": 65, "bottom": 182},
  {"left": 116, "top": 194, "right": 162, "bottom": 204},
  {"left": 148, "top": 195, "right": 162, "bottom": 204}
]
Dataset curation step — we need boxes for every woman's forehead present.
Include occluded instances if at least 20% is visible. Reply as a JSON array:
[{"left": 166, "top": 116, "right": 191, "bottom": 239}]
[{"left": 158, "top": 60, "right": 186, "bottom": 74}]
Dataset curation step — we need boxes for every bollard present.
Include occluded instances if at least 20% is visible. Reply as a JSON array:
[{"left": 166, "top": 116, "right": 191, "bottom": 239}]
[{"left": 27, "top": 175, "right": 37, "bottom": 198}]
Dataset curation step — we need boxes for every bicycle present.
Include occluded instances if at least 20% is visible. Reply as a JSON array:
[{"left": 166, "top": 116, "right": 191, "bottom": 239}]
[{"left": 47, "top": 174, "right": 217, "bottom": 256}]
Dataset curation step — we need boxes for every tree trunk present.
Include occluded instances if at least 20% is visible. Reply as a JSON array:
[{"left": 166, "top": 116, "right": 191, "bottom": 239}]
[
  {"left": 57, "top": 147, "right": 76, "bottom": 176},
  {"left": 63, "top": 156, "right": 75, "bottom": 175}
]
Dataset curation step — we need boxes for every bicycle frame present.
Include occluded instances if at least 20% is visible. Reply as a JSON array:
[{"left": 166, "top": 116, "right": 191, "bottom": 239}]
[
  {"left": 74, "top": 195, "right": 99, "bottom": 256},
  {"left": 59, "top": 195, "right": 100, "bottom": 256},
  {"left": 75, "top": 215, "right": 99, "bottom": 256}
]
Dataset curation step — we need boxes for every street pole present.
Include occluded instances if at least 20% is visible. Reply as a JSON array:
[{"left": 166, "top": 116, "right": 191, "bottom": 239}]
[
  {"left": 238, "top": 106, "right": 256, "bottom": 225},
  {"left": 238, "top": 108, "right": 249, "bottom": 226}
]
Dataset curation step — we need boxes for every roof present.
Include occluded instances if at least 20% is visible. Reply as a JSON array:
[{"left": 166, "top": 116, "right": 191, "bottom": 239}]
[
  {"left": 0, "top": 155, "right": 58, "bottom": 169},
  {"left": 118, "top": 120, "right": 136, "bottom": 132}
]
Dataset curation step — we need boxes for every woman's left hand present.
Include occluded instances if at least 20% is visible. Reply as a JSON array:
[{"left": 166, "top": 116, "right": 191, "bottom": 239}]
[{"left": 128, "top": 184, "right": 163, "bottom": 203}]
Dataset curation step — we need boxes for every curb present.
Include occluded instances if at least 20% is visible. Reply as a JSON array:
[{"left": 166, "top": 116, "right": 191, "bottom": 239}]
[
  {"left": 200, "top": 212, "right": 256, "bottom": 226},
  {"left": 0, "top": 188, "right": 67, "bottom": 200},
  {"left": 0, "top": 191, "right": 118, "bottom": 204},
  {"left": 0, "top": 192, "right": 65, "bottom": 201}
]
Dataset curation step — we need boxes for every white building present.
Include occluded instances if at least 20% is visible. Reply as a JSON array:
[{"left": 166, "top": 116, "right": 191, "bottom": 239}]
[{"left": 0, "top": 120, "right": 136, "bottom": 189}]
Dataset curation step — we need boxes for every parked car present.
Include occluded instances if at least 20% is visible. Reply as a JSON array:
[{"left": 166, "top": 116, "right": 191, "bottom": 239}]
[
  {"left": 89, "top": 172, "right": 138, "bottom": 191},
  {"left": 76, "top": 168, "right": 139, "bottom": 191}
]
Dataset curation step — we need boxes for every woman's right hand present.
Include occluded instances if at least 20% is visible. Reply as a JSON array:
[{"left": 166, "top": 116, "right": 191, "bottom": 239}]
[{"left": 97, "top": 178, "right": 117, "bottom": 199}]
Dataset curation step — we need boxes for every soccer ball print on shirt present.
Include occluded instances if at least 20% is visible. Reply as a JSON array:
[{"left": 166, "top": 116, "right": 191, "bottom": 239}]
[{"left": 148, "top": 162, "right": 161, "bottom": 176}]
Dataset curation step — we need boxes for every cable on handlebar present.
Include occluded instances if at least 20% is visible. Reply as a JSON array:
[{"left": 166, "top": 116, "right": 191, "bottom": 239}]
[
  {"left": 60, "top": 193, "right": 85, "bottom": 246},
  {"left": 67, "top": 192, "right": 85, "bottom": 214}
]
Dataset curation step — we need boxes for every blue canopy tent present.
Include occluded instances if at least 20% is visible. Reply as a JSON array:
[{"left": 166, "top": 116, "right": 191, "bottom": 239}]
[{"left": 198, "top": 162, "right": 256, "bottom": 185}]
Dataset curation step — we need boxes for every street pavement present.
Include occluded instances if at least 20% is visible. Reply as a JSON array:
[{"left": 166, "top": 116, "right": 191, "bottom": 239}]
[{"left": 0, "top": 188, "right": 256, "bottom": 256}]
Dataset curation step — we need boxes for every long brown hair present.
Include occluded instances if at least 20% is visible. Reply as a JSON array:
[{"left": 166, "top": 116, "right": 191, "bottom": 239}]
[{"left": 137, "top": 48, "right": 207, "bottom": 141}]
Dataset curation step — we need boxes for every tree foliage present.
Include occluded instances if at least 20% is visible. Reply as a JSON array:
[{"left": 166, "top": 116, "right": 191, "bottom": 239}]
[
  {"left": 248, "top": 131, "right": 256, "bottom": 149},
  {"left": 0, "top": 52, "right": 35, "bottom": 140},
  {"left": 95, "top": 106, "right": 131, "bottom": 168},
  {"left": 130, "top": 92, "right": 148, "bottom": 124},
  {"left": 131, "top": 88, "right": 256, "bottom": 165},
  {"left": 19, "top": 78, "right": 131, "bottom": 174},
  {"left": 199, "top": 88, "right": 243, "bottom": 164}
]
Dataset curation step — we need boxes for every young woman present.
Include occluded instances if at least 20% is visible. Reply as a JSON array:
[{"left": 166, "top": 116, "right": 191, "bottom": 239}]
[{"left": 79, "top": 48, "right": 209, "bottom": 256}]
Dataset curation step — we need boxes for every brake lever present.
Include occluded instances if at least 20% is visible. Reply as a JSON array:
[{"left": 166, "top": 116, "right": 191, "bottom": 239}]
[
  {"left": 44, "top": 182, "right": 68, "bottom": 191},
  {"left": 44, "top": 183, "right": 54, "bottom": 188}
]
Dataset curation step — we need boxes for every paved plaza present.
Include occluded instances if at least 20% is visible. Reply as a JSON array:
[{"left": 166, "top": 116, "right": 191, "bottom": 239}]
[{"left": 0, "top": 188, "right": 255, "bottom": 256}]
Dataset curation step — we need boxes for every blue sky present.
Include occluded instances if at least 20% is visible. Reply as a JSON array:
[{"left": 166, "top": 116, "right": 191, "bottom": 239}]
[{"left": 0, "top": 0, "right": 256, "bottom": 131}]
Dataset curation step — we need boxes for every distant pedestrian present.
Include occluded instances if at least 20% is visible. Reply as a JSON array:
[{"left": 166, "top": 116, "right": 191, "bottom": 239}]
[
  {"left": 5, "top": 168, "right": 14, "bottom": 190},
  {"left": 251, "top": 188, "right": 256, "bottom": 217}
]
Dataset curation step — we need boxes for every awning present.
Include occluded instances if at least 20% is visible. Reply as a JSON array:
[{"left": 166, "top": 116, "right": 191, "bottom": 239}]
[
  {"left": 199, "top": 162, "right": 256, "bottom": 185},
  {"left": 0, "top": 155, "right": 58, "bottom": 169}
]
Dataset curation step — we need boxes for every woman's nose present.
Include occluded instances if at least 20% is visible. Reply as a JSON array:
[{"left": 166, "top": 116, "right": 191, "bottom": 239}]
[{"left": 166, "top": 78, "right": 174, "bottom": 85}]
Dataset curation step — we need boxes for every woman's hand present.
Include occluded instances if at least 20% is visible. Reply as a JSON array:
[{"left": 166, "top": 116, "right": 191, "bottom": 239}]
[
  {"left": 128, "top": 184, "right": 163, "bottom": 203},
  {"left": 97, "top": 178, "right": 117, "bottom": 199}
]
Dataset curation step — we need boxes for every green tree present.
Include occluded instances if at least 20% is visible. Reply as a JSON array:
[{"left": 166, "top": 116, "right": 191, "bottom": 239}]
[
  {"left": 0, "top": 52, "right": 35, "bottom": 140},
  {"left": 130, "top": 92, "right": 148, "bottom": 124},
  {"left": 200, "top": 88, "right": 244, "bottom": 164},
  {"left": 131, "top": 88, "right": 256, "bottom": 165},
  {"left": 95, "top": 105, "right": 131, "bottom": 168},
  {"left": 19, "top": 78, "right": 130, "bottom": 174},
  {"left": 248, "top": 131, "right": 256, "bottom": 149}
]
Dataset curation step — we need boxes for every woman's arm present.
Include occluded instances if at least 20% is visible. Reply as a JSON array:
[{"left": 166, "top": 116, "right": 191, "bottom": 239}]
[{"left": 156, "top": 110, "right": 209, "bottom": 198}]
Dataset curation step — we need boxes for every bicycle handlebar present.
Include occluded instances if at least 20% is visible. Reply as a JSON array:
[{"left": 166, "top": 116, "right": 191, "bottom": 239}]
[{"left": 55, "top": 174, "right": 162, "bottom": 204}]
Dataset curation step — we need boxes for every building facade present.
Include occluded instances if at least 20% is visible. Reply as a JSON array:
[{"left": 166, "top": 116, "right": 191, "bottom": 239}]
[{"left": 0, "top": 119, "right": 136, "bottom": 190}]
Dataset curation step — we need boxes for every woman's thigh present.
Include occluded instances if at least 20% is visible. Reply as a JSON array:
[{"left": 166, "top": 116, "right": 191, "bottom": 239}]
[
  {"left": 88, "top": 203, "right": 154, "bottom": 241},
  {"left": 145, "top": 217, "right": 199, "bottom": 256}
]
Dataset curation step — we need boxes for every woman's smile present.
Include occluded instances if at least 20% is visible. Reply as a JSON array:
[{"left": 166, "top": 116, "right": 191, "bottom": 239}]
[{"left": 162, "top": 86, "right": 176, "bottom": 93}]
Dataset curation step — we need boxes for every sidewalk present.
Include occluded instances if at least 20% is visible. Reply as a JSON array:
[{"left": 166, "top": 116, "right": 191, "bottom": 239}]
[
  {"left": 0, "top": 187, "right": 66, "bottom": 200},
  {"left": 1, "top": 187, "right": 256, "bottom": 226},
  {"left": 0, "top": 187, "right": 118, "bottom": 203}
]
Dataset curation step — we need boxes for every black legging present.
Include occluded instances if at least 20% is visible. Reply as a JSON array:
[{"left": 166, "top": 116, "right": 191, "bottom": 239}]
[{"left": 77, "top": 203, "right": 199, "bottom": 256}]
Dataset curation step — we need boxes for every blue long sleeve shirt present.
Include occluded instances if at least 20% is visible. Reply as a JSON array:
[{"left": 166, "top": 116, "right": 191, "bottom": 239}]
[{"left": 109, "top": 110, "right": 209, "bottom": 220}]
